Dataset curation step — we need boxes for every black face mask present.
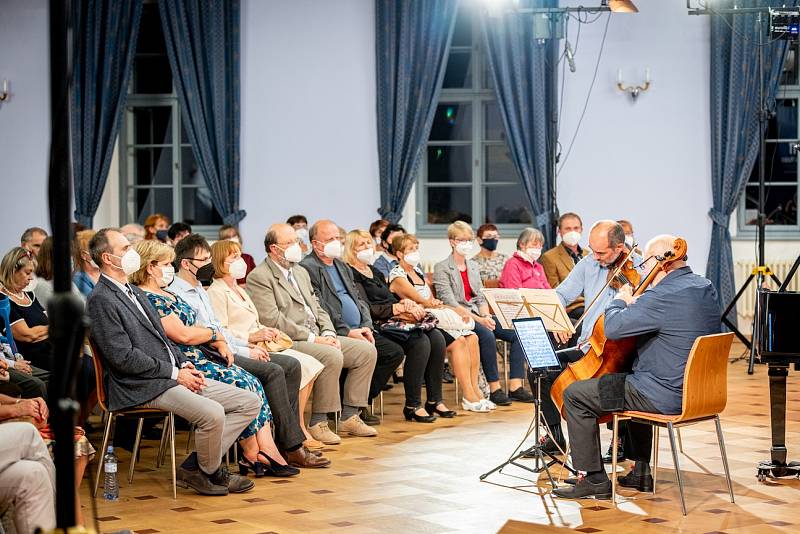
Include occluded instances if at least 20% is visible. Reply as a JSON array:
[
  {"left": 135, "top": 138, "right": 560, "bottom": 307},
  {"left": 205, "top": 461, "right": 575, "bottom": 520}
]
[
  {"left": 195, "top": 263, "right": 215, "bottom": 284},
  {"left": 156, "top": 229, "right": 169, "bottom": 242},
  {"left": 481, "top": 238, "right": 499, "bottom": 252}
]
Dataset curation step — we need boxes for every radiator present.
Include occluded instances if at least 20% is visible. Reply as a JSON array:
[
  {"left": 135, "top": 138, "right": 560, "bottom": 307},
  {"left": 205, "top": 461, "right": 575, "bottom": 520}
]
[{"left": 733, "top": 259, "right": 800, "bottom": 328}]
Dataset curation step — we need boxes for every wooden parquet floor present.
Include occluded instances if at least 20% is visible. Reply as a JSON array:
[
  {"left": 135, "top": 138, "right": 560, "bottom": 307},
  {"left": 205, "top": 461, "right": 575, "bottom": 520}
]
[{"left": 82, "top": 343, "right": 800, "bottom": 534}]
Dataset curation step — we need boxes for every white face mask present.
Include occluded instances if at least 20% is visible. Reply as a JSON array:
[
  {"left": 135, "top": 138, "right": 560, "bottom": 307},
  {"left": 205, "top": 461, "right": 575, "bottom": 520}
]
[
  {"left": 356, "top": 247, "right": 376, "bottom": 265},
  {"left": 23, "top": 277, "right": 37, "bottom": 293},
  {"left": 624, "top": 235, "right": 635, "bottom": 249},
  {"left": 111, "top": 249, "right": 142, "bottom": 276},
  {"left": 455, "top": 240, "right": 475, "bottom": 257},
  {"left": 228, "top": 258, "right": 248, "bottom": 280},
  {"left": 404, "top": 251, "right": 421, "bottom": 267},
  {"left": 227, "top": 236, "right": 241, "bottom": 244},
  {"left": 283, "top": 243, "right": 303, "bottom": 264},
  {"left": 373, "top": 237, "right": 382, "bottom": 247},
  {"left": 322, "top": 239, "right": 343, "bottom": 260},
  {"left": 525, "top": 248, "right": 542, "bottom": 262},
  {"left": 561, "top": 230, "right": 581, "bottom": 247},
  {"left": 295, "top": 228, "right": 309, "bottom": 243},
  {"left": 158, "top": 264, "right": 175, "bottom": 287}
]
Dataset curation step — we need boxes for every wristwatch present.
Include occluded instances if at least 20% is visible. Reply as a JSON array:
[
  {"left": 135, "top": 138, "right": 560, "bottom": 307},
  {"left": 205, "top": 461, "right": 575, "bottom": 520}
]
[{"left": 208, "top": 327, "right": 218, "bottom": 342}]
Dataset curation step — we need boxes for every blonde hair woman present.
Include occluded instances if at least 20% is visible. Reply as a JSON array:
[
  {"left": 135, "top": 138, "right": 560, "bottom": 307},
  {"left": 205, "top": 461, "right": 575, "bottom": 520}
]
[
  {"left": 131, "top": 240, "right": 298, "bottom": 477},
  {"left": 386, "top": 235, "right": 489, "bottom": 413},
  {"left": 206, "top": 239, "right": 325, "bottom": 447}
]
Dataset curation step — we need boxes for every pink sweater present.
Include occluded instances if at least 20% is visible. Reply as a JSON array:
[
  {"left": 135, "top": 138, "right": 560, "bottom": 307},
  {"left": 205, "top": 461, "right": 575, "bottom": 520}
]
[{"left": 499, "top": 252, "right": 551, "bottom": 289}]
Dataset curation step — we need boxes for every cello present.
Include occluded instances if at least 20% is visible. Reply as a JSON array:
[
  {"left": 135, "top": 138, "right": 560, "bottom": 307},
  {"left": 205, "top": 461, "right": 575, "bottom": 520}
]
[{"left": 549, "top": 238, "right": 688, "bottom": 417}]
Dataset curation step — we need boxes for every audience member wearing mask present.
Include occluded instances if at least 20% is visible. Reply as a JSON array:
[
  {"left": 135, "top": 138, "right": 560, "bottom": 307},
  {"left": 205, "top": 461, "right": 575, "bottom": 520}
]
[
  {"left": 433, "top": 222, "right": 534, "bottom": 406},
  {"left": 205, "top": 239, "right": 328, "bottom": 456},
  {"left": 345, "top": 230, "right": 454, "bottom": 422},
  {"left": 218, "top": 224, "right": 256, "bottom": 284},
  {"left": 473, "top": 223, "right": 508, "bottom": 282},
  {"left": 168, "top": 222, "right": 192, "bottom": 247},
  {"left": 368, "top": 219, "right": 389, "bottom": 253},
  {"left": 499, "top": 227, "right": 550, "bottom": 291},
  {"left": 72, "top": 229, "right": 99, "bottom": 298},
  {"left": 246, "top": 224, "right": 378, "bottom": 444},
  {"left": 132, "top": 239, "right": 299, "bottom": 478},
  {"left": 144, "top": 213, "right": 170, "bottom": 242},
  {"left": 373, "top": 223, "right": 405, "bottom": 280},
  {"left": 540, "top": 212, "right": 587, "bottom": 318},
  {"left": 32, "top": 237, "right": 82, "bottom": 307},
  {"left": 388, "top": 234, "right": 489, "bottom": 412},
  {"left": 120, "top": 223, "right": 145, "bottom": 244},
  {"left": 287, "top": 215, "right": 310, "bottom": 257},
  {"left": 617, "top": 219, "right": 641, "bottom": 255},
  {"left": 301, "top": 221, "right": 404, "bottom": 426},
  {"left": 20, "top": 227, "right": 49, "bottom": 259}
]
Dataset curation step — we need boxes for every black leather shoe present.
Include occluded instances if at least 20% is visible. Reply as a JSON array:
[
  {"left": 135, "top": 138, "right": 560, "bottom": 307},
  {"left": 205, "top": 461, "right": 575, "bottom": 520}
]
[
  {"left": 442, "top": 365, "right": 455, "bottom": 384},
  {"left": 552, "top": 478, "right": 611, "bottom": 500},
  {"left": 425, "top": 401, "right": 456, "bottom": 418},
  {"left": 257, "top": 451, "right": 300, "bottom": 477},
  {"left": 508, "top": 387, "right": 535, "bottom": 403},
  {"left": 176, "top": 467, "right": 228, "bottom": 496},
  {"left": 360, "top": 408, "right": 381, "bottom": 426},
  {"left": 617, "top": 471, "right": 654, "bottom": 492},
  {"left": 602, "top": 438, "right": 626, "bottom": 464},
  {"left": 403, "top": 406, "right": 436, "bottom": 423},
  {"left": 489, "top": 389, "right": 513, "bottom": 406},
  {"left": 541, "top": 434, "right": 567, "bottom": 455}
]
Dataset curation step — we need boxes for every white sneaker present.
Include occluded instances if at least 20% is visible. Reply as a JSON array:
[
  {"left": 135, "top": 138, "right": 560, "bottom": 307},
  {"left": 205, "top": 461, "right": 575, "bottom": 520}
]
[
  {"left": 461, "top": 399, "right": 490, "bottom": 412},
  {"left": 481, "top": 398, "right": 497, "bottom": 410}
]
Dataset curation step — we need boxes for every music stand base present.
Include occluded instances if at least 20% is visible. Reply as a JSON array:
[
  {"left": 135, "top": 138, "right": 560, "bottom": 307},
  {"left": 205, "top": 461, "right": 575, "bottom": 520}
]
[{"left": 757, "top": 460, "right": 800, "bottom": 482}]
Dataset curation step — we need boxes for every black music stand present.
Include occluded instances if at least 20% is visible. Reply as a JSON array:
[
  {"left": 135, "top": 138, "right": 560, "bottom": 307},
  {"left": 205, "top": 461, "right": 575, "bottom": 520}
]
[{"left": 479, "top": 318, "right": 575, "bottom": 489}]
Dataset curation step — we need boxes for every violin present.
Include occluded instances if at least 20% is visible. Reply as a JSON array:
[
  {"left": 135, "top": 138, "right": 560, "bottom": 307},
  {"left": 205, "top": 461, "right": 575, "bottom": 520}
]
[{"left": 550, "top": 238, "right": 688, "bottom": 418}]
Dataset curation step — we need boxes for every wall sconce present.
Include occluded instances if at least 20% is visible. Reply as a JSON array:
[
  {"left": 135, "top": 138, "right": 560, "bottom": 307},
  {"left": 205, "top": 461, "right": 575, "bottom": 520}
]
[
  {"left": 0, "top": 79, "right": 9, "bottom": 102},
  {"left": 617, "top": 68, "right": 651, "bottom": 101}
]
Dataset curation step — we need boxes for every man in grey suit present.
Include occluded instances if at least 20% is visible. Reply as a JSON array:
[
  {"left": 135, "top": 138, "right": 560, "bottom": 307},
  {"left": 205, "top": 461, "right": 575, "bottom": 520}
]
[
  {"left": 301, "top": 220, "right": 404, "bottom": 423},
  {"left": 553, "top": 235, "right": 721, "bottom": 500},
  {"left": 247, "top": 223, "right": 378, "bottom": 445},
  {"left": 86, "top": 228, "right": 261, "bottom": 496}
]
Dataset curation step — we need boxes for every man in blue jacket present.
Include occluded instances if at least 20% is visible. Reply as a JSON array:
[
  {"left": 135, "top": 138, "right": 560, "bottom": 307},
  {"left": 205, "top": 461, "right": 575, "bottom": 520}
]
[{"left": 553, "top": 235, "right": 721, "bottom": 500}]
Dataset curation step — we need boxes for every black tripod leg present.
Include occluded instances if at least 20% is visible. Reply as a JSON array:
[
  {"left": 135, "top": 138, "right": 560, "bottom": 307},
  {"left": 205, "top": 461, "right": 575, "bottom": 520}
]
[
  {"left": 778, "top": 255, "right": 800, "bottom": 292},
  {"left": 723, "top": 274, "right": 754, "bottom": 348}
]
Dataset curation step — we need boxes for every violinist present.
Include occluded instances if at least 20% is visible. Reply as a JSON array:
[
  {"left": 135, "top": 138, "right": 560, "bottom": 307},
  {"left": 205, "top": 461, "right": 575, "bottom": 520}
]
[
  {"left": 552, "top": 234, "right": 721, "bottom": 500},
  {"left": 535, "top": 221, "right": 644, "bottom": 454}
]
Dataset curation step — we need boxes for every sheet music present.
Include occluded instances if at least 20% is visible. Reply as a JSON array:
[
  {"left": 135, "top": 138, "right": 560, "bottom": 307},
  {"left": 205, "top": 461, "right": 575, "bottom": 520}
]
[{"left": 481, "top": 288, "right": 575, "bottom": 334}]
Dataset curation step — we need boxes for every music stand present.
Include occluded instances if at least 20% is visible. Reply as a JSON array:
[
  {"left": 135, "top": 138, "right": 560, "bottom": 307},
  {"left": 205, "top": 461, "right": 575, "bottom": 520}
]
[{"left": 479, "top": 317, "right": 575, "bottom": 489}]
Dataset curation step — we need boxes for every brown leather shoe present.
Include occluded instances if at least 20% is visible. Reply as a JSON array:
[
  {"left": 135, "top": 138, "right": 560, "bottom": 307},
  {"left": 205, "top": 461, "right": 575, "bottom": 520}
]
[{"left": 286, "top": 446, "right": 331, "bottom": 468}]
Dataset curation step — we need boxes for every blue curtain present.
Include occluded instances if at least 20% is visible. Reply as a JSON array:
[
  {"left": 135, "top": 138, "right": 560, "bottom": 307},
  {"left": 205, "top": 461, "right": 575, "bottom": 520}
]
[
  {"left": 71, "top": 0, "right": 142, "bottom": 227},
  {"left": 158, "top": 0, "right": 245, "bottom": 225},
  {"left": 481, "top": 1, "right": 556, "bottom": 245},
  {"left": 375, "top": 0, "right": 459, "bottom": 223},
  {"left": 707, "top": 2, "right": 793, "bottom": 327}
]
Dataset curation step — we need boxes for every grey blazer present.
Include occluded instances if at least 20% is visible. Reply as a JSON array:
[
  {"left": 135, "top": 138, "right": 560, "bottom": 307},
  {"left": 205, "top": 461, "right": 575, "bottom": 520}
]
[
  {"left": 432, "top": 254, "right": 487, "bottom": 315},
  {"left": 300, "top": 253, "right": 372, "bottom": 335},
  {"left": 86, "top": 275, "right": 188, "bottom": 412}
]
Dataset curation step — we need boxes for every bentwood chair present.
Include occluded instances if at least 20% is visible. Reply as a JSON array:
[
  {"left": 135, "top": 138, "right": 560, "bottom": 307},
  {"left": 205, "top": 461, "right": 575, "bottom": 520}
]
[{"left": 611, "top": 332, "right": 735, "bottom": 515}]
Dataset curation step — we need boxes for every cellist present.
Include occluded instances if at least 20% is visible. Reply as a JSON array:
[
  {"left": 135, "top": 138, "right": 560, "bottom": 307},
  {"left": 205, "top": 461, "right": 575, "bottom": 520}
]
[
  {"left": 536, "top": 221, "right": 644, "bottom": 455},
  {"left": 552, "top": 234, "right": 721, "bottom": 500}
]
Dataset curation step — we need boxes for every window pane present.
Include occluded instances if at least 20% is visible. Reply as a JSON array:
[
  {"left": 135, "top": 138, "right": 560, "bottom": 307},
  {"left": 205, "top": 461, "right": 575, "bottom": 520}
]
[
  {"left": 427, "top": 186, "right": 473, "bottom": 224},
  {"left": 743, "top": 185, "right": 798, "bottom": 226},
  {"left": 485, "top": 102, "right": 505, "bottom": 141},
  {"left": 451, "top": 9, "right": 472, "bottom": 47},
  {"left": 766, "top": 99, "right": 798, "bottom": 139},
  {"left": 427, "top": 146, "right": 472, "bottom": 183},
  {"left": 180, "top": 147, "right": 201, "bottom": 186},
  {"left": 485, "top": 145, "right": 520, "bottom": 183},
  {"left": 430, "top": 103, "right": 472, "bottom": 141},
  {"left": 484, "top": 185, "right": 533, "bottom": 225},
  {"left": 127, "top": 187, "right": 173, "bottom": 224},
  {"left": 132, "top": 3, "right": 172, "bottom": 94},
  {"left": 133, "top": 147, "right": 173, "bottom": 186},
  {"left": 781, "top": 41, "right": 798, "bottom": 86},
  {"left": 182, "top": 187, "right": 223, "bottom": 226},
  {"left": 748, "top": 143, "right": 797, "bottom": 184},
  {"left": 442, "top": 50, "right": 473, "bottom": 89},
  {"left": 132, "top": 106, "right": 172, "bottom": 145},
  {"left": 136, "top": 4, "right": 167, "bottom": 54}
]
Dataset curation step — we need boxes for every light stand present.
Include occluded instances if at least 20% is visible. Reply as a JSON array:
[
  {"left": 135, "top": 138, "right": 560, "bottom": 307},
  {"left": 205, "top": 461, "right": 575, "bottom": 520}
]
[{"left": 479, "top": 370, "right": 575, "bottom": 489}]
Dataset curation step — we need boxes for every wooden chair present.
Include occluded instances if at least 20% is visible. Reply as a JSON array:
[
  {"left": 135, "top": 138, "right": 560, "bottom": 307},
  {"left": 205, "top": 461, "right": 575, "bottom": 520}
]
[
  {"left": 611, "top": 332, "right": 735, "bottom": 515},
  {"left": 89, "top": 338, "right": 178, "bottom": 499}
]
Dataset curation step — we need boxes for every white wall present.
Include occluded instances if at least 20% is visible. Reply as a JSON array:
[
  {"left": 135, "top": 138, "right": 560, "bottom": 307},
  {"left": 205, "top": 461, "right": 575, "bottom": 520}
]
[
  {"left": 238, "top": 0, "right": 379, "bottom": 259},
  {"left": 0, "top": 0, "right": 50, "bottom": 253}
]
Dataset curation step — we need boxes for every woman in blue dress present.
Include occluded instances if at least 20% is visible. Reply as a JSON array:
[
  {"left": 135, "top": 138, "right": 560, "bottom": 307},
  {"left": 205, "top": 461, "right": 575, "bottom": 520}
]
[{"left": 131, "top": 240, "right": 297, "bottom": 478}]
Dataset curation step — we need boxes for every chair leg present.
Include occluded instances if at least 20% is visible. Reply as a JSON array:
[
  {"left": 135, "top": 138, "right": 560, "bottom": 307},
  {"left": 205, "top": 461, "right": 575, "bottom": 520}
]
[
  {"left": 503, "top": 343, "right": 509, "bottom": 393},
  {"left": 454, "top": 377, "right": 459, "bottom": 405},
  {"left": 186, "top": 424, "right": 195, "bottom": 454},
  {"left": 611, "top": 414, "right": 620, "bottom": 507},
  {"left": 715, "top": 416, "right": 735, "bottom": 504},
  {"left": 667, "top": 423, "right": 687, "bottom": 516},
  {"left": 677, "top": 427, "right": 684, "bottom": 454},
  {"left": 94, "top": 412, "right": 114, "bottom": 497},
  {"left": 380, "top": 391, "right": 384, "bottom": 421},
  {"left": 169, "top": 413, "right": 177, "bottom": 500},
  {"left": 653, "top": 426, "right": 660, "bottom": 494},
  {"left": 157, "top": 415, "right": 169, "bottom": 468},
  {"left": 129, "top": 418, "right": 145, "bottom": 485}
]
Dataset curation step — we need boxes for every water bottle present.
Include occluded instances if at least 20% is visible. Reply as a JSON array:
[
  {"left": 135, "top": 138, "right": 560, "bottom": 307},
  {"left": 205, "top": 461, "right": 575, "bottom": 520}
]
[{"left": 103, "top": 446, "right": 119, "bottom": 501}]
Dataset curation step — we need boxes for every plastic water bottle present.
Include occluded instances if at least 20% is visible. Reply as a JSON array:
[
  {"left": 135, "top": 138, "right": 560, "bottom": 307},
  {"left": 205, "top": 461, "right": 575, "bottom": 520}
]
[{"left": 103, "top": 446, "right": 119, "bottom": 501}]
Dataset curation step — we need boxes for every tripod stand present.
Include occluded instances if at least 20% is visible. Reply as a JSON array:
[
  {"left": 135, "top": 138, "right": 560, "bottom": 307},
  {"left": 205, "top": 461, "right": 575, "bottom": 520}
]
[{"left": 479, "top": 370, "right": 575, "bottom": 489}]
